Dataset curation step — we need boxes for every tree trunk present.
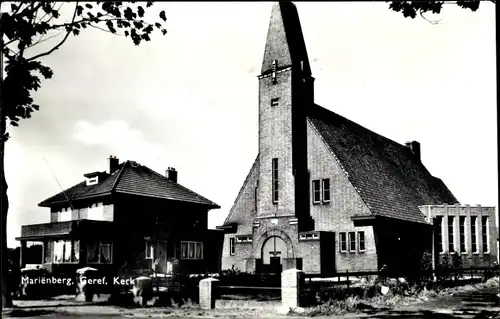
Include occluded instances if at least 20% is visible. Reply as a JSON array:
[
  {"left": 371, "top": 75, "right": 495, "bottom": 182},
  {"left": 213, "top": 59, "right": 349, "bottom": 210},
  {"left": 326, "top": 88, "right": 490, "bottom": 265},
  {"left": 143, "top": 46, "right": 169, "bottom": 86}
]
[{"left": 1, "top": 17, "right": 14, "bottom": 309}]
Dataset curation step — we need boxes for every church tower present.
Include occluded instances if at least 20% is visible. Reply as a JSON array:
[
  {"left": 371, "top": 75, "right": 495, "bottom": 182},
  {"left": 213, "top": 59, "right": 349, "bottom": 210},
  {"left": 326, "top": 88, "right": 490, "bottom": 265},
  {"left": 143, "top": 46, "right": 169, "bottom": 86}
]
[{"left": 257, "top": 1, "right": 315, "bottom": 229}]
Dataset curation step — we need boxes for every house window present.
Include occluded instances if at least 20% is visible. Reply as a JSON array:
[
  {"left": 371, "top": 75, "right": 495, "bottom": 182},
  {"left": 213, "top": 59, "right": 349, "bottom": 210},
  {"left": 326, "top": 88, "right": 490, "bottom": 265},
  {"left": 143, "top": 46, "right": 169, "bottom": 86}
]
[
  {"left": 436, "top": 216, "right": 443, "bottom": 253},
  {"left": 471, "top": 216, "right": 478, "bottom": 253},
  {"left": 87, "top": 240, "right": 112, "bottom": 264},
  {"left": 358, "top": 231, "right": 365, "bottom": 252},
  {"left": 482, "top": 216, "right": 490, "bottom": 253},
  {"left": 322, "top": 179, "right": 331, "bottom": 202},
  {"left": 339, "top": 232, "right": 347, "bottom": 252},
  {"left": 229, "top": 238, "right": 235, "bottom": 256},
  {"left": 459, "top": 216, "right": 466, "bottom": 253},
  {"left": 145, "top": 241, "right": 154, "bottom": 259},
  {"left": 272, "top": 158, "right": 279, "bottom": 203},
  {"left": 448, "top": 216, "right": 455, "bottom": 253},
  {"left": 312, "top": 180, "right": 321, "bottom": 204},
  {"left": 271, "top": 97, "right": 279, "bottom": 107},
  {"left": 181, "top": 241, "right": 203, "bottom": 260},
  {"left": 53, "top": 240, "right": 79, "bottom": 263},
  {"left": 348, "top": 232, "right": 356, "bottom": 252},
  {"left": 86, "top": 176, "right": 98, "bottom": 186}
]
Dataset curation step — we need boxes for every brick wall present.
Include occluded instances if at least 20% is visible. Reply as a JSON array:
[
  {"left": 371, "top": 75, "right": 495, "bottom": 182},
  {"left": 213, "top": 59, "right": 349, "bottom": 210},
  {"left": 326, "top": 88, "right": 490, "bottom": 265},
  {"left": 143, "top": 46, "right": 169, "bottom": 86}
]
[
  {"left": 257, "top": 70, "right": 296, "bottom": 218},
  {"left": 307, "top": 120, "right": 378, "bottom": 272}
]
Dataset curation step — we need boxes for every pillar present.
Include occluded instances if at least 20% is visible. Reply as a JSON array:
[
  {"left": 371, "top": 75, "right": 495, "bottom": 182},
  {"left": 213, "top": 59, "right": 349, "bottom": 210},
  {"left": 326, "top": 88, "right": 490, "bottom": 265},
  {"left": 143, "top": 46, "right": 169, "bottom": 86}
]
[
  {"left": 281, "top": 268, "right": 304, "bottom": 310},
  {"left": 199, "top": 277, "right": 219, "bottom": 310}
]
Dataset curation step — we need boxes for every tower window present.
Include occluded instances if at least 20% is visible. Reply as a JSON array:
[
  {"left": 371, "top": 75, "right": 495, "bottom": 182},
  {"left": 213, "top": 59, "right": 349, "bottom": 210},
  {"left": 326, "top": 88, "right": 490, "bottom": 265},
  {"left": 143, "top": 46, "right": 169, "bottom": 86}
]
[
  {"left": 271, "top": 97, "right": 279, "bottom": 107},
  {"left": 272, "top": 158, "right": 279, "bottom": 203},
  {"left": 482, "top": 216, "right": 490, "bottom": 253},
  {"left": 471, "top": 216, "right": 478, "bottom": 253},
  {"left": 272, "top": 59, "right": 278, "bottom": 84},
  {"left": 448, "top": 216, "right": 455, "bottom": 253},
  {"left": 229, "top": 238, "right": 235, "bottom": 256},
  {"left": 459, "top": 216, "right": 466, "bottom": 253}
]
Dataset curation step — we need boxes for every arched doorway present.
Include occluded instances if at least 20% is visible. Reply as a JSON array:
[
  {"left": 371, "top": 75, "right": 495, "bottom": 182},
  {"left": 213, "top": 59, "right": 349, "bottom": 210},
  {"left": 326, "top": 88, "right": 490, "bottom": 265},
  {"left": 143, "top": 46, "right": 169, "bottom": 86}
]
[{"left": 261, "top": 236, "right": 288, "bottom": 274}]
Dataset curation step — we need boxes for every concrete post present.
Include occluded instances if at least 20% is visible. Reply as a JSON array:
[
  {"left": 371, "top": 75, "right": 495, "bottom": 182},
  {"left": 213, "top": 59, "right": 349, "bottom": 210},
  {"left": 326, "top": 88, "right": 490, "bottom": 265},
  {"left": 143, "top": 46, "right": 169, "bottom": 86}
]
[
  {"left": 199, "top": 277, "right": 219, "bottom": 310},
  {"left": 281, "top": 268, "right": 304, "bottom": 310}
]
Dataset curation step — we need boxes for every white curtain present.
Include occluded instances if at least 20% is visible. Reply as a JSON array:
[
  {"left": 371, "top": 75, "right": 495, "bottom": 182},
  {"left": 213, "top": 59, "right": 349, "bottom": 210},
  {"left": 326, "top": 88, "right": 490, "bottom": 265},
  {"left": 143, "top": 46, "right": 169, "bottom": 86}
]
[{"left": 53, "top": 241, "right": 64, "bottom": 263}]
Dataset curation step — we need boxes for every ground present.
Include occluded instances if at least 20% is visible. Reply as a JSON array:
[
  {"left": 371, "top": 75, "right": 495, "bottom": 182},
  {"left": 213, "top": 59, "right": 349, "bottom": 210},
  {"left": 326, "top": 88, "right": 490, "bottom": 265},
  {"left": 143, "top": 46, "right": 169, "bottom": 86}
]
[{"left": 2, "top": 287, "right": 499, "bottom": 318}]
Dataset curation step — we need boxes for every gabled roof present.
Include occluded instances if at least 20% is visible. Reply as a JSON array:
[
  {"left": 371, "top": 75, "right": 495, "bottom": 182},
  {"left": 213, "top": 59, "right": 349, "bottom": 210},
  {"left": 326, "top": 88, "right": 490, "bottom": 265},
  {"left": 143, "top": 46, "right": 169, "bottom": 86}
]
[
  {"left": 39, "top": 161, "right": 220, "bottom": 209},
  {"left": 307, "top": 104, "right": 458, "bottom": 224}
]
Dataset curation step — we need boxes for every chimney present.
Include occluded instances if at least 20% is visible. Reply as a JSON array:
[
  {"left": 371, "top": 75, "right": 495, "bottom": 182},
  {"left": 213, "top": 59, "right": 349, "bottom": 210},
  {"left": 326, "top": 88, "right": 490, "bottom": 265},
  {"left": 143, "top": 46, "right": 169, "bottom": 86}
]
[
  {"left": 166, "top": 167, "right": 177, "bottom": 183},
  {"left": 405, "top": 141, "right": 421, "bottom": 161},
  {"left": 107, "top": 155, "right": 119, "bottom": 174}
]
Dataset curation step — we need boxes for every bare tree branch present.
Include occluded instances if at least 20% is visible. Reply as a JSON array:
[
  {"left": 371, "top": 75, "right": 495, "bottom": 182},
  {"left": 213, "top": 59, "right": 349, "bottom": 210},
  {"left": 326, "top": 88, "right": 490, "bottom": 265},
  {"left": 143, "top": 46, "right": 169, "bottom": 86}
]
[{"left": 26, "top": 2, "right": 79, "bottom": 62}]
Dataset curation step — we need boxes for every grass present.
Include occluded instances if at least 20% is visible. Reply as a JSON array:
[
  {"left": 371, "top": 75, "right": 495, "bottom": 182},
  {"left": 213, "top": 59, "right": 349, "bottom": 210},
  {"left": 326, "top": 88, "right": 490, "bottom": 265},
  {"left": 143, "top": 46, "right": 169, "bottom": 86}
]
[{"left": 292, "top": 276, "right": 499, "bottom": 317}]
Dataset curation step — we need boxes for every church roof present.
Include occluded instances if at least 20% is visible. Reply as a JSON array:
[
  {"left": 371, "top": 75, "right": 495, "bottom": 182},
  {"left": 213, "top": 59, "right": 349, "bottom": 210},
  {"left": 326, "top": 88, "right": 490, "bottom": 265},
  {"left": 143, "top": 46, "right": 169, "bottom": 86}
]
[
  {"left": 38, "top": 161, "right": 220, "bottom": 209},
  {"left": 307, "top": 104, "right": 457, "bottom": 224}
]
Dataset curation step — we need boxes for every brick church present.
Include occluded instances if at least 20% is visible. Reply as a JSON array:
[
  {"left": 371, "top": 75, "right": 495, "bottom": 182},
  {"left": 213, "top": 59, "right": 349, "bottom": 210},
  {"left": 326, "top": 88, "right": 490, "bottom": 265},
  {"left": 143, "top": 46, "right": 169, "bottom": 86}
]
[{"left": 218, "top": 2, "right": 497, "bottom": 275}]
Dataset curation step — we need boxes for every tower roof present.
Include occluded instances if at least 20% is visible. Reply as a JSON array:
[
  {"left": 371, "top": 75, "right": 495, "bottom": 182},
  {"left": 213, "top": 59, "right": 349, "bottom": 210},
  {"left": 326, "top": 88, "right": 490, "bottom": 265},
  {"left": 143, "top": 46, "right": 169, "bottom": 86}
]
[{"left": 261, "top": 1, "right": 311, "bottom": 75}]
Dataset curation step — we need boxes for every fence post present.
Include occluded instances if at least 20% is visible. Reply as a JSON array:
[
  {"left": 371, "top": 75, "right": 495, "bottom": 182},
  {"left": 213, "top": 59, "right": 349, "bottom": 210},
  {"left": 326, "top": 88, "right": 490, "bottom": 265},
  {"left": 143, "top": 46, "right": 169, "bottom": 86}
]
[
  {"left": 346, "top": 270, "right": 350, "bottom": 289},
  {"left": 199, "top": 278, "right": 219, "bottom": 310},
  {"left": 281, "top": 268, "right": 304, "bottom": 310}
]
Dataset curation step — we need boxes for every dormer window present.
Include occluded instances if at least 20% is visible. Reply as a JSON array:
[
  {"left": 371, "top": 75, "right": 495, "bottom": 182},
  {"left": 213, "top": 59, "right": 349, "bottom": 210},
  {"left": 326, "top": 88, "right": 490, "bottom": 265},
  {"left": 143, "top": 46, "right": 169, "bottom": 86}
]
[{"left": 86, "top": 176, "right": 98, "bottom": 186}]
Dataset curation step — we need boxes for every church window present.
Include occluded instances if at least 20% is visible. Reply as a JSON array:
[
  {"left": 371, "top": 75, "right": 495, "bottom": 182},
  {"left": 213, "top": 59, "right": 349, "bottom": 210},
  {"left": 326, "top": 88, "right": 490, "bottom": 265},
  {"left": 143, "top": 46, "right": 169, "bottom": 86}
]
[
  {"left": 471, "top": 216, "right": 478, "bottom": 253},
  {"left": 312, "top": 180, "right": 321, "bottom": 204},
  {"left": 229, "top": 238, "right": 235, "bottom": 256},
  {"left": 459, "top": 216, "right": 466, "bottom": 253},
  {"left": 271, "top": 97, "right": 279, "bottom": 107},
  {"left": 448, "top": 216, "right": 455, "bottom": 253},
  {"left": 358, "top": 231, "right": 365, "bottom": 252},
  {"left": 339, "top": 232, "right": 347, "bottom": 252},
  {"left": 322, "top": 179, "right": 331, "bottom": 202},
  {"left": 272, "top": 59, "right": 278, "bottom": 84},
  {"left": 482, "top": 216, "right": 490, "bottom": 253},
  {"left": 145, "top": 241, "right": 154, "bottom": 259},
  {"left": 348, "top": 232, "right": 356, "bottom": 252},
  {"left": 436, "top": 216, "right": 443, "bottom": 253},
  {"left": 272, "top": 158, "right": 279, "bottom": 203}
]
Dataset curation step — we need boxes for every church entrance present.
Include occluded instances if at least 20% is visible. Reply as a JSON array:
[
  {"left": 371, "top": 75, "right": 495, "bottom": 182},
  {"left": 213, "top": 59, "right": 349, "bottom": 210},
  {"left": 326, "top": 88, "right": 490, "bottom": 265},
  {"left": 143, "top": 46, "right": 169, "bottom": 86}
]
[{"left": 261, "top": 236, "right": 287, "bottom": 274}]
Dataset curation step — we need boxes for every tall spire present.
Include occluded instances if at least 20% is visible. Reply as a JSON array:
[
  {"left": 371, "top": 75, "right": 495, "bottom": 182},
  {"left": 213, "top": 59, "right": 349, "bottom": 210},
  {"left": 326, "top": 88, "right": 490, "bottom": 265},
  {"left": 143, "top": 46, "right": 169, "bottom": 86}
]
[{"left": 261, "top": 2, "right": 311, "bottom": 76}]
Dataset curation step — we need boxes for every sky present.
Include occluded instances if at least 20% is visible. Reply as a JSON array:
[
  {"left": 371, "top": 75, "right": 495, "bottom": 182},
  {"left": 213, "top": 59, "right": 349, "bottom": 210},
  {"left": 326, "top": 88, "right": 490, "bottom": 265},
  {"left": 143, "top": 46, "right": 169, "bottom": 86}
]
[{"left": 2, "top": 2, "right": 497, "bottom": 248}]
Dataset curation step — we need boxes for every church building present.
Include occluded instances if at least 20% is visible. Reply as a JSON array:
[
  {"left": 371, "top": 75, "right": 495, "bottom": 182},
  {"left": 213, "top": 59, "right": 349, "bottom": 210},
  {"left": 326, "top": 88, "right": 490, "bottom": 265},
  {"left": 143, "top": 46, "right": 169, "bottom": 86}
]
[{"left": 218, "top": 2, "right": 497, "bottom": 275}]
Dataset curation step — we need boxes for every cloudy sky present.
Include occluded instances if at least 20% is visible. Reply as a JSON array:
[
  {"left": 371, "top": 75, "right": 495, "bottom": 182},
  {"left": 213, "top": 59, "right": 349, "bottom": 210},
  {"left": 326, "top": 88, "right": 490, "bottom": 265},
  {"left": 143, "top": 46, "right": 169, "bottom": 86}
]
[{"left": 3, "top": 2, "right": 497, "bottom": 248}]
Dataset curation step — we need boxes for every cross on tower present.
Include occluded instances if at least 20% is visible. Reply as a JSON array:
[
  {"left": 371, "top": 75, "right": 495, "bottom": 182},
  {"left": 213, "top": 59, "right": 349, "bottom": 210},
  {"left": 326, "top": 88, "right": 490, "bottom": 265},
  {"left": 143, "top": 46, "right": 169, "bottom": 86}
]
[{"left": 272, "top": 59, "right": 278, "bottom": 84}]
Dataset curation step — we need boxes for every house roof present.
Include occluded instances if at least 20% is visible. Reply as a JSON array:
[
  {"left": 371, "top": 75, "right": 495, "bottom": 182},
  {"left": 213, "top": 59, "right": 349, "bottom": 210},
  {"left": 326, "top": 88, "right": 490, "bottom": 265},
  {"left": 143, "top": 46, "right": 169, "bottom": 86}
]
[
  {"left": 307, "top": 104, "right": 458, "bottom": 224},
  {"left": 38, "top": 161, "right": 220, "bottom": 209}
]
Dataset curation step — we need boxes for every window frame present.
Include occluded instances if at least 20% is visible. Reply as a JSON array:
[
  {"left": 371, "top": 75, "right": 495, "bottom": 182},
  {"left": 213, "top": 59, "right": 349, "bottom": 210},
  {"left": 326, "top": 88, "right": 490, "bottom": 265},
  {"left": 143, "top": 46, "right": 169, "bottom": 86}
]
[
  {"left": 459, "top": 216, "right": 467, "bottom": 254},
  {"left": 229, "top": 238, "right": 235, "bottom": 256},
  {"left": 358, "top": 231, "right": 365, "bottom": 252},
  {"left": 339, "top": 232, "right": 347, "bottom": 253},
  {"left": 448, "top": 216, "right": 455, "bottom": 253},
  {"left": 348, "top": 232, "right": 356, "bottom": 252},
  {"left": 322, "top": 178, "right": 331, "bottom": 203},
  {"left": 53, "top": 239, "right": 80, "bottom": 264},
  {"left": 482, "top": 216, "right": 490, "bottom": 254},
  {"left": 180, "top": 241, "right": 204, "bottom": 260},
  {"left": 272, "top": 158, "right": 279, "bottom": 204},
  {"left": 312, "top": 180, "right": 321, "bottom": 204},
  {"left": 87, "top": 240, "right": 113, "bottom": 264},
  {"left": 471, "top": 216, "right": 478, "bottom": 253}
]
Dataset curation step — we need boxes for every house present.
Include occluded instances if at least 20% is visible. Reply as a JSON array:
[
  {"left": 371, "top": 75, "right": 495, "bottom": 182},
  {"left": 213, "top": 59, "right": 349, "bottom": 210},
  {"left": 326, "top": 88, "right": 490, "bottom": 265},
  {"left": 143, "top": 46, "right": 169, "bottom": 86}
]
[
  {"left": 16, "top": 156, "right": 223, "bottom": 276},
  {"left": 218, "top": 2, "right": 497, "bottom": 275}
]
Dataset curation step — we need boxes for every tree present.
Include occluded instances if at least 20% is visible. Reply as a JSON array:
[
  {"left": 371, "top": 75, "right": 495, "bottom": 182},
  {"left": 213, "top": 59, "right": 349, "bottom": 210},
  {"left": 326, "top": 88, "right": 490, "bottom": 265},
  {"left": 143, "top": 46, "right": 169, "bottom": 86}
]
[
  {"left": 0, "top": 1, "right": 167, "bottom": 308},
  {"left": 388, "top": 1, "right": 495, "bottom": 23}
]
